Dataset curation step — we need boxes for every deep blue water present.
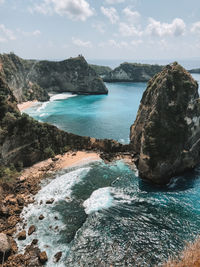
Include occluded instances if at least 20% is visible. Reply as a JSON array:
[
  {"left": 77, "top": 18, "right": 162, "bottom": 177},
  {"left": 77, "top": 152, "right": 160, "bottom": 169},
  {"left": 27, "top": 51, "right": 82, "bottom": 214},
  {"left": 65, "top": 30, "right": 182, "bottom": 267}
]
[{"left": 20, "top": 74, "right": 200, "bottom": 266}]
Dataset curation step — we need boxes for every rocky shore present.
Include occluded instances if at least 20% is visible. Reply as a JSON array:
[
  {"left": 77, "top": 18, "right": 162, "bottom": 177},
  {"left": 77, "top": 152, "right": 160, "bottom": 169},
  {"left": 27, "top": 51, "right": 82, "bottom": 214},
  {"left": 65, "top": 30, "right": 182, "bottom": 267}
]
[{"left": 0, "top": 150, "right": 135, "bottom": 266}]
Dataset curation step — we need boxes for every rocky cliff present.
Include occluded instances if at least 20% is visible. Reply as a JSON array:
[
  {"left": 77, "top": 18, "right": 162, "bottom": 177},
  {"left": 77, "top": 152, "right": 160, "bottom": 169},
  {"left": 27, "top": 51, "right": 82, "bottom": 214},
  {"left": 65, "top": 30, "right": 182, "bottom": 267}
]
[
  {"left": 130, "top": 62, "right": 200, "bottom": 184},
  {"left": 0, "top": 53, "right": 108, "bottom": 103},
  {"left": 104, "top": 62, "right": 163, "bottom": 82},
  {"left": 0, "top": 72, "right": 126, "bottom": 178},
  {"left": 90, "top": 64, "right": 112, "bottom": 78}
]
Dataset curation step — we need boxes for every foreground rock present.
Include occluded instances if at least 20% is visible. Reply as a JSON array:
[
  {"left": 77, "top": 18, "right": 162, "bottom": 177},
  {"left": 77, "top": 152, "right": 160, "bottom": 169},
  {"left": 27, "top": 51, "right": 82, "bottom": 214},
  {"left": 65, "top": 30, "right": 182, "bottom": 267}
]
[
  {"left": 130, "top": 62, "right": 200, "bottom": 184},
  {"left": 0, "top": 233, "right": 11, "bottom": 262},
  {"left": 104, "top": 62, "right": 163, "bottom": 82},
  {"left": 38, "top": 251, "right": 48, "bottom": 264},
  {"left": 0, "top": 53, "right": 108, "bottom": 103}
]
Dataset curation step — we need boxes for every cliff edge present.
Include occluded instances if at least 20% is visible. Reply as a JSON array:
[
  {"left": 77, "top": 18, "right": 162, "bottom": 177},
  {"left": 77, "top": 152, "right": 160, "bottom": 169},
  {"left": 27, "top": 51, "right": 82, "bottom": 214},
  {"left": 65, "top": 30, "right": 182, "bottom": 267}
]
[
  {"left": 130, "top": 62, "right": 200, "bottom": 184},
  {"left": 0, "top": 53, "right": 108, "bottom": 103},
  {"left": 104, "top": 62, "right": 163, "bottom": 82}
]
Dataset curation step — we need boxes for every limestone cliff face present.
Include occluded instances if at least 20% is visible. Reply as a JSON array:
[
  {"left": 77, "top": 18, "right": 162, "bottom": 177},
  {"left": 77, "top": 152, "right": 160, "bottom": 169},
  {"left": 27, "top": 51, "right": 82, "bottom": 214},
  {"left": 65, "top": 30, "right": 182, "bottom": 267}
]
[
  {"left": 0, "top": 53, "right": 49, "bottom": 103},
  {"left": 130, "top": 63, "right": 200, "bottom": 184},
  {"left": 104, "top": 62, "right": 163, "bottom": 82},
  {"left": 90, "top": 64, "right": 112, "bottom": 78},
  {"left": 29, "top": 56, "right": 108, "bottom": 95},
  {"left": 0, "top": 53, "right": 108, "bottom": 103},
  {"left": 0, "top": 74, "right": 124, "bottom": 170}
]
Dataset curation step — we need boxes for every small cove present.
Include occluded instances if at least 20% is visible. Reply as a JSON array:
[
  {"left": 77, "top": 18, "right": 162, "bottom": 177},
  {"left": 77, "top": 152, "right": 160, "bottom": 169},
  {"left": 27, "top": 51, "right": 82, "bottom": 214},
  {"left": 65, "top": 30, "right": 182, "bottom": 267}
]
[{"left": 18, "top": 74, "right": 200, "bottom": 266}]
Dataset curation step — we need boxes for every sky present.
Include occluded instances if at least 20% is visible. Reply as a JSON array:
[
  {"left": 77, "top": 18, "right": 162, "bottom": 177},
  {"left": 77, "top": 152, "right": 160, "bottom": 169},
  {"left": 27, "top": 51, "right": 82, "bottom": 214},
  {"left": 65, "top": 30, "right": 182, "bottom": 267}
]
[{"left": 0, "top": 0, "right": 200, "bottom": 61}]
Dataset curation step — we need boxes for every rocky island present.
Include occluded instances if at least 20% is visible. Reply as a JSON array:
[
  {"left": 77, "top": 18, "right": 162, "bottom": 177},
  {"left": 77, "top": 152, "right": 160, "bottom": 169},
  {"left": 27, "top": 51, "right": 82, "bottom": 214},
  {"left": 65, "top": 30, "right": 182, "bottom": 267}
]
[
  {"left": 103, "top": 62, "right": 163, "bottom": 82},
  {"left": 130, "top": 62, "right": 200, "bottom": 184},
  {"left": 0, "top": 53, "right": 108, "bottom": 103}
]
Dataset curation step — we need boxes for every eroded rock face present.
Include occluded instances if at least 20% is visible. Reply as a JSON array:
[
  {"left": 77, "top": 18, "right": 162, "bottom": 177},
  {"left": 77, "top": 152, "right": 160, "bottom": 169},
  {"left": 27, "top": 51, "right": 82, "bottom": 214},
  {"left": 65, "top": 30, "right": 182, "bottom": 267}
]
[
  {"left": 0, "top": 53, "right": 108, "bottom": 103},
  {"left": 130, "top": 63, "right": 200, "bottom": 184},
  {"left": 104, "top": 62, "right": 163, "bottom": 82}
]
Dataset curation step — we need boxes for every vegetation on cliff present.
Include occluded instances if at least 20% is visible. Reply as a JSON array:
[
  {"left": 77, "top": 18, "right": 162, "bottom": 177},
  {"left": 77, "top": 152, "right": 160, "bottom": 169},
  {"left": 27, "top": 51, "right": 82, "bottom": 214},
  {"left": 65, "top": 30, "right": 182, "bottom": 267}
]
[
  {"left": 0, "top": 71, "right": 128, "bottom": 184},
  {"left": 130, "top": 62, "right": 200, "bottom": 184},
  {"left": 104, "top": 62, "right": 163, "bottom": 82},
  {"left": 0, "top": 53, "right": 108, "bottom": 103},
  {"left": 90, "top": 64, "right": 112, "bottom": 77}
]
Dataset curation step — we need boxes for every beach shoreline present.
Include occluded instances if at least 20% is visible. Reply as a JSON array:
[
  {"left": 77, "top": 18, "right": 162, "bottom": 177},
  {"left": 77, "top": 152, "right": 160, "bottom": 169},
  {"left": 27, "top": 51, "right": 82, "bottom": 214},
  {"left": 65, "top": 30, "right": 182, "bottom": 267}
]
[
  {"left": 17, "top": 100, "right": 38, "bottom": 111},
  {"left": 1, "top": 150, "right": 101, "bottom": 266}
]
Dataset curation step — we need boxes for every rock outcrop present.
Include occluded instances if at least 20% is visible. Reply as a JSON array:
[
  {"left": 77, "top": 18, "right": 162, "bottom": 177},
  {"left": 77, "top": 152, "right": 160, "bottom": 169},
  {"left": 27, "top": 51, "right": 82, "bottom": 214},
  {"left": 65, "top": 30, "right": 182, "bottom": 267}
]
[
  {"left": 104, "top": 62, "right": 163, "bottom": 82},
  {"left": 90, "top": 64, "right": 112, "bottom": 78},
  {"left": 0, "top": 53, "right": 108, "bottom": 103},
  {"left": 130, "top": 62, "right": 200, "bottom": 184},
  {"left": 0, "top": 73, "right": 128, "bottom": 177}
]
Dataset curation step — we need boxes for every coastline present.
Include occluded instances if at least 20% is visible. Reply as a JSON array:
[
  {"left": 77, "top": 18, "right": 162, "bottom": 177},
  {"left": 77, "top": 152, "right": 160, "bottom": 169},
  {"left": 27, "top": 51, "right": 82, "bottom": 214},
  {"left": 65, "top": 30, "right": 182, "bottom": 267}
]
[
  {"left": 17, "top": 100, "right": 38, "bottom": 111},
  {"left": 1, "top": 150, "right": 101, "bottom": 266}
]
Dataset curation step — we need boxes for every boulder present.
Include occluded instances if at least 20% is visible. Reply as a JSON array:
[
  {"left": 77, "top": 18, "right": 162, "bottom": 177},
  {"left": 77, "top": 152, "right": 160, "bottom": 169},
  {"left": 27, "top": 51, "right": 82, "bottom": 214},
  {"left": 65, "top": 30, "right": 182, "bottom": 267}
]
[
  {"left": 46, "top": 198, "right": 54, "bottom": 204},
  {"left": 54, "top": 251, "right": 62, "bottom": 263},
  {"left": 0, "top": 233, "right": 11, "bottom": 262},
  {"left": 28, "top": 225, "right": 36, "bottom": 236},
  {"left": 39, "top": 214, "right": 44, "bottom": 220},
  {"left": 130, "top": 62, "right": 200, "bottom": 184},
  {"left": 38, "top": 251, "right": 48, "bottom": 264},
  {"left": 17, "top": 230, "right": 26, "bottom": 240}
]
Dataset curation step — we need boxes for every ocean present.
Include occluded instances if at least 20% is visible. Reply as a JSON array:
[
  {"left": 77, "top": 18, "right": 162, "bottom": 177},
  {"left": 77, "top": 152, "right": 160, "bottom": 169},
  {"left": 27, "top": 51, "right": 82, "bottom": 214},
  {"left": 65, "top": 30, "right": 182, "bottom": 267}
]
[{"left": 19, "top": 72, "right": 200, "bottom": 266}]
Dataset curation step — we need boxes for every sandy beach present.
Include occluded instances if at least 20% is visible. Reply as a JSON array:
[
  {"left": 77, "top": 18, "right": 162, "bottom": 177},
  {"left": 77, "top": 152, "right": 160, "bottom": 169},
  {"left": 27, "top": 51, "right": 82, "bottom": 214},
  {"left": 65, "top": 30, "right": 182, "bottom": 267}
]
[
  {"left": 19, "top": 151, "right": 101, "bottom": 182},
  {"left": 17, "top": 100, "right": 38, "bottom": 111}
]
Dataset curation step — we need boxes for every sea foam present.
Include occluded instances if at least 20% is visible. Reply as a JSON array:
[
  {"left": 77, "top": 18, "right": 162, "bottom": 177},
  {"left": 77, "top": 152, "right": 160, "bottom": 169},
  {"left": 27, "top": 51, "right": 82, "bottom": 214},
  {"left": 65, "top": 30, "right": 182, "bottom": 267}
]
[
  {"left": 50, "top": 93, "right": 77, "bottom": 101},
  {"left": 83, "top": 187, "right": 114, "bottom": 214},
  {"left": 16, "top": 167, "right": 91, "bottom": 267}
]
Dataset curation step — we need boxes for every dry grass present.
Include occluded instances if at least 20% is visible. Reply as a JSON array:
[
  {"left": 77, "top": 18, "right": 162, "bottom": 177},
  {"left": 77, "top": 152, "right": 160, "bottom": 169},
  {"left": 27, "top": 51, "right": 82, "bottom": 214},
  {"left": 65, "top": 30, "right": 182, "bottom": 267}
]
[{"left": 163, "top": 237, "right": 200, "bottom": 267}]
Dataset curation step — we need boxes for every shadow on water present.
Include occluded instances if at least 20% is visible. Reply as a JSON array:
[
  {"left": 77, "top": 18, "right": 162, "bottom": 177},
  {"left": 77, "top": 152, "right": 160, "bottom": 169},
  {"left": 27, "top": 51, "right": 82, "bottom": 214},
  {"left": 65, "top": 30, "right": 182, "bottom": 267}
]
[{"left": 138, "top": 165, "right": 200, "bottom": 193}]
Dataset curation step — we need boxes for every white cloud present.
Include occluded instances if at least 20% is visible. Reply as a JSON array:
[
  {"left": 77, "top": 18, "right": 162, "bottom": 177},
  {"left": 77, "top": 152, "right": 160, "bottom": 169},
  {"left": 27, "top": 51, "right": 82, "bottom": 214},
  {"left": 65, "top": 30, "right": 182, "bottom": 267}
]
[
  {"left": 17, "top": 29, "right": 41, "bottom": 37},
  {"left": 119, "top": 22, "right": 142, "bottom": 37},
  {"left": 122, "top": 7, "right": 140, "bottom": 23},
  {"left": 99, "top": 39, "right": 128, "bottom": 48},
  {"left": 105, "top": 0, "right": 125, "bottom": 4},
  {"left": 0, "top": 0, "right": 4, "bottom": 4},
  {"left": 131, "top": 39, "right": 143, "bottom": 46},
  {"left": 191, "top": 21, "right": 200, "bottom": 34},
  {"left": 0, "top": 37, "right": 6, "bottom": 43},
  {"left": 32, "top": 0, "right": 94, "bottom": 21},
  {"left": 146, "top": 18, "right": 186, "bottom": 37},
  {"left": 0, "top": 24, "right": 16, "bottom": 41},
  {"left": 101, "top": 6, "right": 119, "bottom": 24},
  {"left": 72, "top": 37, "right": 92, "bottom": 48},
  {"left": 92, "top": 22, "right": 105, "bottom": 34}
]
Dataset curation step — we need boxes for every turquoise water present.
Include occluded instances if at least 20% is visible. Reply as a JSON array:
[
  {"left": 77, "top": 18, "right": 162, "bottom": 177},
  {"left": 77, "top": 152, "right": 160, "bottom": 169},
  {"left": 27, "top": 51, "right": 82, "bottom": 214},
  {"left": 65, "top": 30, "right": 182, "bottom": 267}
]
[
  {"left": 17, "top": 161, "right": 200, "bottom": 266},
  {"left": 21, "top": 74, "right": 200, "bottom": 266},
  {"left": 26, "top": 82, "right": 146, "bottom": 143},
  {"left": 25, "top": 74, "right": 200, "bottom": 144}
]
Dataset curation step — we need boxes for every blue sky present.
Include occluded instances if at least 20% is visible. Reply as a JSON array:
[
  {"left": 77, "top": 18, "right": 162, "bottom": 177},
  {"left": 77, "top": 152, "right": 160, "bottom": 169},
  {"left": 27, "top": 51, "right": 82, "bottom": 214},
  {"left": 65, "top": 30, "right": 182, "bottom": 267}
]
[{"left": 0, "top": 0, "right": 200, "bottom": 61}]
